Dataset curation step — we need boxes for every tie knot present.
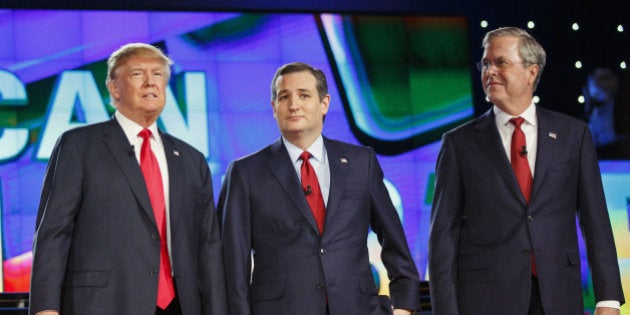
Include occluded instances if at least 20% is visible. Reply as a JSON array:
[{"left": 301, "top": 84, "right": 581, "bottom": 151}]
[
  {"left": 509, "top": 117, "right": 525, "bottom": 128},
  {"left": 299, "top": 151, "right": 311, "bottom": 162},
  {"left": 138, "top": 128, "right": 152, "bottom": 140}
]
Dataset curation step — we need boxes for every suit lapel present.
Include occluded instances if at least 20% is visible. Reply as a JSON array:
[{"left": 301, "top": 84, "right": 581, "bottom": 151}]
[
  {"left": 162, "top": 133, "right": 184, "bottom": 236},
  {"left": 322, "top": 137, "right": 348, "bottom": 232},
  {"left": 531, "top": 107, "right": 555, "bottom": 203},
  {"left": 267, "top": 139, "right": 321, "bottom": 234},
  {"left": 104, "top": 118, "right": 156, "bottom": 225},
  {"left": 474, "top": 110, "right": 527, "bottom": 205}
]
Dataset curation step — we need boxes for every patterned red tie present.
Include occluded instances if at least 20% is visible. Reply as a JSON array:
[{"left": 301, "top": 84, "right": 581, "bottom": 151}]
[
  {"left": 139, "top": 129, "right": 175, "bottom": 309},
  {"left": 299, "top": 151, "right": 326, "bottom": 234},
  {"left": 509, "top": 118, "right": 537, "bottom": 275},
  {"left": 509, "top": 117, "right": 533, "bottom": 203}
]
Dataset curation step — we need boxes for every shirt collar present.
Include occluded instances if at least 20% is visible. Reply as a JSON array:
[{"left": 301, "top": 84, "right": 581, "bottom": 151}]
[
  {"left": 283, "top": 135, "right": 325, "bottom": 163},
  {"left": 493, "top": 100, "right": 537, "bottom": 128},
  {"left": 115, "top": 110, "right": 160, "bottom": 144}
]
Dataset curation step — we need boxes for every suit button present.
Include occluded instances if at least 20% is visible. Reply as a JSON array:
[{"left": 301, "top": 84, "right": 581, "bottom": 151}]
[
  {"left": 150, "top": 269, "right": 158, "bottom": 276},
  {"left": 320, "top": 248, "right": 327, "bottom": 254},
  {"left": 527, "top": 215, "right": 534, "bottom": 222},
  {"left": 316, "top": 283, "right": 325, "bottom": 290},
  {"left": 151, "top": 233, "right": 159, "bottom": 240}
]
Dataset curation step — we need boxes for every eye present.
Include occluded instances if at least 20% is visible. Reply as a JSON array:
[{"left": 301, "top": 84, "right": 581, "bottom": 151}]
[{"left": 496, "top": 60, "right": 509, "bottom": 67}]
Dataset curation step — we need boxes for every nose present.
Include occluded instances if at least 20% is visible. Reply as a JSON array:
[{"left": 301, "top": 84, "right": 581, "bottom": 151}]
[
  {"left": 144, "top": 73, "right": 158, "bottom": 86},
  {"left": 484, "top": 64, "right": 498, "bottom": 76},
  {"left": 288, "top": 95, "right": 300, "bottom": 111}
]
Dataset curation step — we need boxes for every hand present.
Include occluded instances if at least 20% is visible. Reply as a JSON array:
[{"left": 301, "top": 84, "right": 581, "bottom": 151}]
[
  {"left": 393, "top": 309, "right": 412, "bottom": 315},
  {"left": 595, "top": 307, "right": 620, "bottom": 315}
]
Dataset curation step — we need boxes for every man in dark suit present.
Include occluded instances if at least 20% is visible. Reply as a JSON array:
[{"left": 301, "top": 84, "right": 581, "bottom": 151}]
[
  {"left": 218, "top": 62, "right": 420, "bottom": 315},
  {"left": 29, "top": 43, "right": 227, "bottom": 315},
  {"left": 428, "top": 27, "right": 625, "bottom": 314}
]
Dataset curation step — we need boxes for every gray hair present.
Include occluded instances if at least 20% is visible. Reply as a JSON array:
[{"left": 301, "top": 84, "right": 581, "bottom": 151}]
[{"left": 482, "top": 27, "right": 546, "bottom": 90}]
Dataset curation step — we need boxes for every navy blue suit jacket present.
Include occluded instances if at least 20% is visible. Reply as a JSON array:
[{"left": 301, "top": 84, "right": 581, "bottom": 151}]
[
  {"left": 218, "top": 137, "right": 420, "bottom": 315},
  {"left": 29, "top": 118, "right": 227, "bottom": 315},
  {"left": 428, "top": 107, "right": 625, "bottom": 314}
]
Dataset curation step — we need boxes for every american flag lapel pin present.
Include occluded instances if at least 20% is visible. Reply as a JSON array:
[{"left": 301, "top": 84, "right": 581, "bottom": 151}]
[
  {"left": 340, "top": 157, "right": 348, "bottom": 164},
  {"left": 548, "top": 132, "right": 557, "bottom": 139}
]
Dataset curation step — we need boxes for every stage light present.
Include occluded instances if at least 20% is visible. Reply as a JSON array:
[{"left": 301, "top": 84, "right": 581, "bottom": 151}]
[
  {"left": 572, "top": 23, "right": 580, "bottom": 31},
  {"left": 621, "top": 61, "right": 627, "bottom": 70},
  {"left": 617, "top": 25, "right": 624, "bottom": 32},
  {"left": 575, "top": 61, "right": 583, "bottom": 69},
  {"left": 527, "top": 21, "right": 535, "bottom": 29},
  {"left": 480, "top": 20, "right": 488, "bottom": 28},
  {"left": 533, "top": 95, "right": 540, "bottom": 103},
  {"left": 578, "top": 95, "right": 585, "bottom": 104}
]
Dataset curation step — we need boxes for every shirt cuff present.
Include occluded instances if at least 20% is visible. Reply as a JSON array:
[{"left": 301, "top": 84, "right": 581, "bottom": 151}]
[{"left": 596, "top": 300, "right": 620, "bottom": 309}]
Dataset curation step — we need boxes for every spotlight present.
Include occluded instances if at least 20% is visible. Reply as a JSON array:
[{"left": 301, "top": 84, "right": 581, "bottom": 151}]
[
  {"left": 481, "top": 20, "right": 488, "bottom": 28},
  {"left": 578, "top": 95, "right": 585, "bottom": 104},
  {"left": 527, "top": 21, "right": 535, "bottom": 29},
  {"left": 621, "top": 61, "right": 627, "bottom": 70},
  {"left": 617, "top": 25, "right": 624, "bottom": 32},
  {"left": 575, "top": 61, "right": 583, "bottom": 69},
  {"left": 572, "top": 23, "right": 579, "bottom": 31},
  {"left": 533, "top": 95, "right": 540, "bottom": 103}
]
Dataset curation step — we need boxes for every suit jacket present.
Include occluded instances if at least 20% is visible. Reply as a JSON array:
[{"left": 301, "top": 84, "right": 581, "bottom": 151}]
[
  {"left": 428, "top": 106, "right": 625, "bottom": 314},
  {"left": 29, "top": 118, "right": 227, "bottom": 315},
  {"left": 218, "top": 137, "right": 420, "bottom": 315}
]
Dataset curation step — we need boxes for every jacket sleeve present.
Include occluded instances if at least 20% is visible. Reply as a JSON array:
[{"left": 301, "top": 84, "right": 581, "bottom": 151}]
[
  {"left": 217, "top": 161, "right": 253, "bottom": 315},
  {"left": 428, "top": 134, "right": 463, "bottom": 314},
  {"left": 367, "top": 147, "right": 422, "bottom": 311},
  {"left": 29, "top": 134, "right": 82, "bottom": 315},
  {"left": 576, "top": 125, "right": 625, "bottom": 305}
]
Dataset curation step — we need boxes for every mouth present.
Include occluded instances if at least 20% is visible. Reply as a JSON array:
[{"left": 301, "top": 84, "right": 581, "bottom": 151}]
[{"left": 143, "top": 93, "right": 158, "bottom": 98}]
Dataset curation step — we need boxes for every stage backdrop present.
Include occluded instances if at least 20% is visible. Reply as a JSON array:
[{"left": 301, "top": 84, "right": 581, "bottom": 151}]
[{"left": 0, "top": 9, "right": 628, "bottom": 313}]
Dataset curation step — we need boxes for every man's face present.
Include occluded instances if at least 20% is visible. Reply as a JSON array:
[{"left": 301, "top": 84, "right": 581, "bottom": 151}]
[
  {"left": 107, "top": 54, "right": 168, "bottom": 126},
  {"left": 481, "top": 36, "right": 538, "bottom": 114},
  {"left": 271, "top": 71, "right": 330, "bottom": 141}
]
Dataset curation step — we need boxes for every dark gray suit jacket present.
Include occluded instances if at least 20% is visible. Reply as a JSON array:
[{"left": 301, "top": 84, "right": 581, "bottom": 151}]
[
  {"left": 29, "top": 118, "right": 227, "bottom": 315},
  {"left": 218, "top": 137, "right": 420, "bottom": 315},
  {"left": 428, "top": 107, "right": 625, "bottom": 314}
]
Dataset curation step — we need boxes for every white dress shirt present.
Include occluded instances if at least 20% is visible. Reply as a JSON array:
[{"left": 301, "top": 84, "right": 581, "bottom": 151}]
[
  {"left": 283, "top": 135, "right": 330, "bottom": 206},
  {"left": 115, "top": 111, "right": 173, "bottom": 263},
  {"left": 494, "top": 102, "right": 538, "bottom": 175}
]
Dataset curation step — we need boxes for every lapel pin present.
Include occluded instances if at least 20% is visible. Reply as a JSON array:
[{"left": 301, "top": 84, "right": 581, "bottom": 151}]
[
  {"left": 340, "top": 158, "right": 348, "bottom": 164},
  {"left": 173, "top": 150, "right": 180, "bottom": 156},
  {"left": 548, "top": 132, "right": 557, "bottom": 139}
]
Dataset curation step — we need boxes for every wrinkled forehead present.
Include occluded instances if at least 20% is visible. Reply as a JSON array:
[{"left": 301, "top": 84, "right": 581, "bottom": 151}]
[{"left": 482, "top": 36, "right": 521, "bottom": 58}]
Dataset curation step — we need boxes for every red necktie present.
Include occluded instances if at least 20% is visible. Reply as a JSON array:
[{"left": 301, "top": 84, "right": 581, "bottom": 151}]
[
  {"left": 509, "top": 117, "right": 533, "bottom": 203},
  {"left": 299, "top": 151, "right": 326, "bottom": 234},
  {"left": 139, "top": 129, "right": 175, "bottom": 309},
  {"left": 509, "top": 118, "right": 537, "bottom": 276}
]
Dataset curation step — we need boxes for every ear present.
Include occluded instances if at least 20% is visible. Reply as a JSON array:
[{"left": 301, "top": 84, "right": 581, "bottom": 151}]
[
  {"left": 528, "top": 64, "right": 540, "bottom": 87},
  {"left": 320, "top": 94, "right": 331, "bottom": 115},
  {"left": 270, "top": 100, "right": 277, "bottom": 117},
  {"left": 106, "top": 79, "right": 120, "bottom": 100}
]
